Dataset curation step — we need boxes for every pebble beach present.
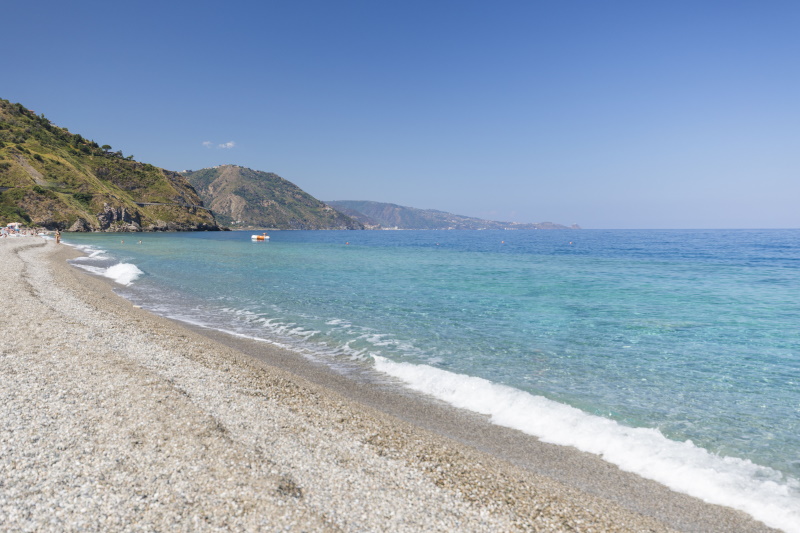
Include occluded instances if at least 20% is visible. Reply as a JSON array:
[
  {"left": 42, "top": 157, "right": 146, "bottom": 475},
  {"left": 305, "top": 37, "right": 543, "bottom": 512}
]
[{"left": 0, "top": 237, "right": 777, "bottom": 532}]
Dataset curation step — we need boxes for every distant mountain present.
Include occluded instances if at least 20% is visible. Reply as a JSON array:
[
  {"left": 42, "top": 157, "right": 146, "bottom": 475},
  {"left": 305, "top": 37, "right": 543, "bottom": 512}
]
[
  {"left": 0, "top": 99, "right": 220, "bottom": 231},
  {"left": 326, "top": 200, "right": 579, "bottom": 230},
  {"left": 182, "top": 166, "right": 363, "bottom": 230}
]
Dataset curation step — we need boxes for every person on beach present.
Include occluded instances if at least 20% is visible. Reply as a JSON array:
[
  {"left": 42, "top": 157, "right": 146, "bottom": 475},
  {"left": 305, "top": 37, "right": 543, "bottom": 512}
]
[{"left": 55, "top": 229, "right": 61, "bottom": 244}]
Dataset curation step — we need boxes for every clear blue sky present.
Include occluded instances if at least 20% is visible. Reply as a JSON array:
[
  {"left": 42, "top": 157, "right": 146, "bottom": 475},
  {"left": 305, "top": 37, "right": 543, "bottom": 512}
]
[{"left": 4, "top": 1, "right": 799, "bottom": 228}]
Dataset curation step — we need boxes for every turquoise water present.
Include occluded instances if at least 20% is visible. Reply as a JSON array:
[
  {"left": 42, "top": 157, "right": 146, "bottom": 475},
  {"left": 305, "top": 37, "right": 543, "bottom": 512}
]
[{"left": 64, "top": 229, "right": 800, "bottom": 531}]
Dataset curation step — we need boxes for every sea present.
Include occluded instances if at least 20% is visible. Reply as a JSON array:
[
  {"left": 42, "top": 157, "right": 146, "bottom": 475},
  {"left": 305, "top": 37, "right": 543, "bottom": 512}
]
[{"left": 62, "top": 229, "right": 800, "bottom": 532}]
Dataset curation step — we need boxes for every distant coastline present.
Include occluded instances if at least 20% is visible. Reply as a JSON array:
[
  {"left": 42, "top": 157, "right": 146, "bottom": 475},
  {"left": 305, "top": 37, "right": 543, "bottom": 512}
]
[{"left": 325, "top": 199, "right": 580, "bottom": 231}]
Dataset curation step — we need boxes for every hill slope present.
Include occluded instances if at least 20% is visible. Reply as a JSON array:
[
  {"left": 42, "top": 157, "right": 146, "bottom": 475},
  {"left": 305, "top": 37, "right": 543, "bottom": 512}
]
[
  {"left": 326, "top": 200, "right": 579, "bottom": 230},
  {"left": 0, "top": 99, "right": 220, "bottom": 231},
  {"left": 183, "top": 166, "right": 363, "bottom": 230}
]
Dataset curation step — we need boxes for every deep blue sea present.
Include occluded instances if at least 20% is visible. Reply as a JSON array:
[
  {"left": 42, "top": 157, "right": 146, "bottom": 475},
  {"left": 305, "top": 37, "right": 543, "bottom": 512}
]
[{"left": 63, "top": 229, "right": 800, "bottom": 532}]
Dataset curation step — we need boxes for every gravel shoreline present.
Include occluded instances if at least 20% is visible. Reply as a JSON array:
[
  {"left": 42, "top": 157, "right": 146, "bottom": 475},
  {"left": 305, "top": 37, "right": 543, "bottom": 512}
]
[{"left": 0, "top": 238, "right": 775, "bottom": 531}]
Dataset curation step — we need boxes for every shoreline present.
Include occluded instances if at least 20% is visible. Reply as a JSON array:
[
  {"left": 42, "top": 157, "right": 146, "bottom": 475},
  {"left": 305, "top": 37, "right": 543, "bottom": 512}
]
[{"left": 1, "top": 238, "right": 776, "bottom": 531}]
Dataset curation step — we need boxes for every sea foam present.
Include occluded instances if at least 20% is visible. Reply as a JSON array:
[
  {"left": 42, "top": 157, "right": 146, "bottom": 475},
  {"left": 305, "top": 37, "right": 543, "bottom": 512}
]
[
  {"left": 372, "top": 356, "right": 800, "bottom": 533},
  {"left": 74, "top": 262, "right": 144, "bottom": 286},
  {"left": 69, "top": 245, "right": 111, "bottom": 260},
  {"left": 64, "top": 238, "right": 144, "bottom": 285}
]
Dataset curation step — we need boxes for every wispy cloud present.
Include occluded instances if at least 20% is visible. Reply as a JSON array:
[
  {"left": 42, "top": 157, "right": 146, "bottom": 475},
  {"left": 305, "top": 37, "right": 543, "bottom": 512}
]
[{"left": 202, "top": 140, "right": 236, "bottom": 149}]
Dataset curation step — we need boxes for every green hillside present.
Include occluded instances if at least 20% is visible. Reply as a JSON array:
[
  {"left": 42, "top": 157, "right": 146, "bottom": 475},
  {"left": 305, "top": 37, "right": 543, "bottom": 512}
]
[
  {"left": 183, "top": 166, "right": 363, "bottom": 230},
  {"left": 0, "top": 99, "right": 220, "bottom": 231}
]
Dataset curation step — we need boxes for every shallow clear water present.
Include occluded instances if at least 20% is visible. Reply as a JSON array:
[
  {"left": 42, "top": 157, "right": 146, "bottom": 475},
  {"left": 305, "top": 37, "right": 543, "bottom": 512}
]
[{"left": 64, "top": 229, "right": 800, "bottom": 531}]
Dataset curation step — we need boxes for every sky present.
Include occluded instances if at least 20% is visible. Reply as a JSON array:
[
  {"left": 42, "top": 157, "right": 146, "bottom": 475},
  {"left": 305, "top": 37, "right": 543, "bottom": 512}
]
[{"left": 3, "top": 0, "right": 799, "bottom": 229}]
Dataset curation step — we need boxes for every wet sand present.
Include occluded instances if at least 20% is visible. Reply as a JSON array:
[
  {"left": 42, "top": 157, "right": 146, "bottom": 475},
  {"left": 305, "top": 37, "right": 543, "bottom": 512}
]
[{"left": 0, "top": 237, "right": 775, "bottom": 531}]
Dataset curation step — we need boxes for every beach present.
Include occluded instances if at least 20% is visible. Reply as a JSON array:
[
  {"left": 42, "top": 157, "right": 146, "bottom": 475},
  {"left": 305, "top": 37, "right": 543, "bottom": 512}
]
[{"left": 0, "top": 237, "right": 777, "bottom": 532}]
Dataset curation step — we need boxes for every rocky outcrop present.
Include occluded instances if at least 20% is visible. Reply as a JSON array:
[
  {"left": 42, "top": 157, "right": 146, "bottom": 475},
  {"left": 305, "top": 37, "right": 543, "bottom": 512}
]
[
  {"left": 68, "top": 218, "right": 94, "bottom": 232},
  {"left": 142, "top": 220, "right": 221, "bottom": 232},
  {"left": 96, "top": 203, "right": 142, "bottom": 232}
]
